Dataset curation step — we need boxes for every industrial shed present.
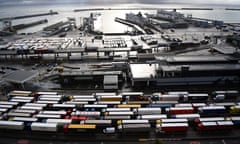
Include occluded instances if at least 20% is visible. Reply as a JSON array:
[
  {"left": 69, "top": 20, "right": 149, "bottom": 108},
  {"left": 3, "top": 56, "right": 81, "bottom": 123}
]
[{"left": 3, "top": 70, "right": 38, "bottom": 88}]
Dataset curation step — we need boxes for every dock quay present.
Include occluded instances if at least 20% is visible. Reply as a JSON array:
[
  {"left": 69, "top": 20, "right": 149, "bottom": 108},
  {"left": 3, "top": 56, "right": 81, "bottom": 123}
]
[
  {"left": 11, "top": 19, "right": 48, "bottom": 31},
  {"left": 181, "top": 8, "right": 213, "bottom": 10},
  {"left": 43, "top": 21, "right": 71, "bottom": 31},
  {"left": 74, "top": 8, "right": 176, "bottom": 12},
  {"left": 0, "top": 11, "right": 58, "bottom": 21},
  {"left": 190, "top": 17, "right": 224, "bottom": 26},
  {"left": 74, "top": 8, "right": 105, "bottom": 12},
  {"left": 225, "top": 8, "right": 240, "bottom": 11},
  {"left": 115, "top": 17, "right": 146, "bottom": 34},
  {"left": 42, "top": 20, "right": 74, "bottom": 37},
  {"left": 191, "top": 17, "right": 222, "bottom": 22}
]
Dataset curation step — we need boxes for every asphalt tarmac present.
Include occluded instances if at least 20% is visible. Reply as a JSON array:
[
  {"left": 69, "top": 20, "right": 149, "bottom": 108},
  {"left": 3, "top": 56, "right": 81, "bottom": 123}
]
[{"left": 0, "top": 127, "right": 240, "bottom": 144}]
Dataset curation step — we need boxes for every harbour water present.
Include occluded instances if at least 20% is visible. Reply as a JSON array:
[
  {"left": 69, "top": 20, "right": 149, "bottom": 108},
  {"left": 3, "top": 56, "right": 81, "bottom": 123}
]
[{"left": 1, "top": 0, "right": 240, "bottom": 33}]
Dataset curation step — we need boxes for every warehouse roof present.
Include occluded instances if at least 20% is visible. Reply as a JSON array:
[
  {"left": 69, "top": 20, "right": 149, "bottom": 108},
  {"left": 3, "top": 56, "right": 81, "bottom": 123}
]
[
  {"left": 3, "top": 70, "right": 38, "bottom": 84},
  {"left": 104, "top": 75, "right": 118, "bottom": 85},
  {"left": 161, "top": 64, "right": 240, "bottom": 72},
  {"left": 130, "top": 63, "right": 158, "bottom": 79}
]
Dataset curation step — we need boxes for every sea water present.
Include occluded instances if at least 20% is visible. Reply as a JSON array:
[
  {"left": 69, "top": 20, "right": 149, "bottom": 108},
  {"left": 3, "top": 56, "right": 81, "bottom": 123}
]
[{"left": 0, "top": 0, "right": 240, "bottom": 33}]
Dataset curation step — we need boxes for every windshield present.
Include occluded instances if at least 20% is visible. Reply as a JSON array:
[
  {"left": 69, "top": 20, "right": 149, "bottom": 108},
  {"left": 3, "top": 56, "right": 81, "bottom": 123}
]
[{"left": 0, "top": 1, "right": 240, "bottom": 144}]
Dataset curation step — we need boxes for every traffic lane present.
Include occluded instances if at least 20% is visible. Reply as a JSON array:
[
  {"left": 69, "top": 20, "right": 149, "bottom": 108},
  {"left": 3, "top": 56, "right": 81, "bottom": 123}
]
[
  {"left": 13, "top": 139, "right": 239, "bottom": 144},
  {"left": 224, "top": 139, "right": 240, "bottom": 144},
  {"left": 15, "top": 140, "right": 145, "bottom": 144},
  {"left": 0, "top": 137, "right": 239, "bottom": 144},
  {"left": 165, "top": 139, "right": 238, "bottom": 144}
]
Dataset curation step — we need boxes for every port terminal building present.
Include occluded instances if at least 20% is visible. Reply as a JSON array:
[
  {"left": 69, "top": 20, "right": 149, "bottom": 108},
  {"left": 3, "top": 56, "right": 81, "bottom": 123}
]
[{"left": 129, "top": 55, "right": 240, "bottom": 87}]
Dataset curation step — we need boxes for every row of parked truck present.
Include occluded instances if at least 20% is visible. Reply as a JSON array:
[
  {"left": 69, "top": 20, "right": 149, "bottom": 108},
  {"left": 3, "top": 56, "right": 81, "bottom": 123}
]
[{"left": 0, "top": 90, "right": 239, "bottom": 134}]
